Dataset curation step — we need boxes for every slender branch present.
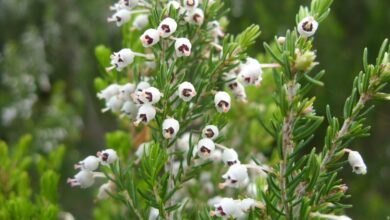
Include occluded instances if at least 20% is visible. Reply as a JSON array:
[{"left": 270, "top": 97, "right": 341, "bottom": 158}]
[{"left": 279, "top": 78, "right": 297, "bottom": 219}]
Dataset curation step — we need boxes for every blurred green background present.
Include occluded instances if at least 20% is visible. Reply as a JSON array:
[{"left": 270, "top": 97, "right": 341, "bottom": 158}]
[{"left": 0, "top": 0, "right": 389, "bottom": 219}]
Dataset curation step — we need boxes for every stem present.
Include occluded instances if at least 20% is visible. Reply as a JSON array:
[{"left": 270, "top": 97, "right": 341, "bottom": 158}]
[
  {"left": 215, "top": 143, "right": 229, "bottom": 151},
  {"left": 279, "top": 79, "right": 297, "bottom": 219},
  {"left": 320, "top": 94, "right": 369, "bottom": 171}
]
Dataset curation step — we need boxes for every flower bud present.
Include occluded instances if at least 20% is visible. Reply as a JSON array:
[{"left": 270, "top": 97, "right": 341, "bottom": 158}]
[
  {"left": 188, "top": 8, "right": 204, "bottom": 26},
  {"left": 158, "top": 17, "right": 177, "bottom": 38},
  {"left": 140, "top": 29, "right": 160, "bottom": 47},
  {"left": 121, "top": 101, "right": 138, "bottom": 118},
  {"left": 107, "top": 9, "right": 131, "bottom": 27},
  {"left": 178, "top": 81, "right": 196, "bottom": 101},
  {"left": 277, "top": 36, "right": 286, "bottom": 44},
  {"left": 162, "top": 118, "right": 180, "bottom": 139},
  {"left": 97, "top": 84, "right": 121, "bottom": 101},
  {"left": 220, "top": 164, "right": 248, "bottom": 188},
  {"left": 107, "top": 48, "right": 135, "bottom": 72},
  {"left": 97, "top": 181, "right": 116, "bottom": 200},
  {"left": 214, "top": 91, "right": 231, "bottom": 113},
  {"left": 67, "top": 170, "right": 95, "bottom": 188},
  {"left": 222, "top": 148, "right": 240, "bottom": 166},
  {"left": 183, "top": 0, "right": 199, "bottom": 10},
  {"left": 138, "top": 87, "right": 162, "bottom": 104},
  {"left": 297, "top": 16, "right": 318, "bottom": 38},
  {"left": 212, "top": 198, "right": 244, "bottom": 219},
  {"left": 202, "top": 125, "right": 219, "bottom": 140},
  {"left": 295, "top": 50, "right": 317, "bottom": 72},
  {"left": 75, "top": 156, "right": 100, "bottom": 171},
  {"left": 132, "top": 14, "right": 149, "bottom": 30},
  {"left": 347, "top": 150, "right": 367, "bottom": 175},
  {"left": 175, "top": 38, "right": 192, "bottom": 57},
  {"left": 135, "top": 104, "right": 156, "bottom": 125},
  {"left": 97, "top": 149, "right": 118, "bottom": 165},
  {"left": 197, "top": 138, "right": 215, "bottom": 159}
]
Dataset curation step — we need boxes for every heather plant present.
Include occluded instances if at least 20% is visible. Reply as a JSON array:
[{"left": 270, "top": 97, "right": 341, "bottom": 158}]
[{"left": 67, "top": 0, "right": 390, "bottom": 219}]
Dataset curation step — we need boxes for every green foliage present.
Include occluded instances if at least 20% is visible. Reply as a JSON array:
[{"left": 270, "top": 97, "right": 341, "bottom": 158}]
[{"left": 0, "top": 135, "right": 64, "bottom": 220}]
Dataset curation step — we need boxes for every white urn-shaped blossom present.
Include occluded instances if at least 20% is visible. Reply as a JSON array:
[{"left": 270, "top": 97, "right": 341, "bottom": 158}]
[
  {"left": 202, "top": 125, "right": 219, "bottom": 140},
  {"left": 97, "top": 149, "right": 118, "bottom": 166},
  {"left": 140, "top": 29, "right": 160, "bottom": 47},
  {"left": 74, "top": 156, "right": 100, "bottom": 171},
  {"left": 220, "top": 164, "right": 249, "bottom": 188},
  {"left": 214, "top": 91, "right": 231, "bottom": 113},
  {"left": 222, "top": 148, "right": 240, "bottom": 166},
  {"left": 158, "top": 17, "right": 177, "bottom": 38},
  {"left": 67, "top": 170, "right": 95, "bottom": 188},
  {"left": 178, "top": 81, "right": 196, "bottom": 102},
  {"left": 197, "top": 138, "right": 215, "bottom": 159},
  {"left": 346, "top": 149, "right": 367, "bottom": 175},
  {"left": 175, "top": 38, "right": 192, "bottom": 57},
  {"left": 297, "top": 16, "right": 319, "bottom": 38},
  {"left": 135, "top": 104, "right": 156, "bottom": 125},
  {"left": 162, "top": 118, "right": 180, "bottom": 139}
]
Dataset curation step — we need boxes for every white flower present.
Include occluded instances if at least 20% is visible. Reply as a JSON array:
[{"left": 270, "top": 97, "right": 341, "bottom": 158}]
[
  {"left": 346, "top": 149, "right": 367, "bottom": 175},
  {"left": 158, "top": 17, "right": 177, "bottom": 38},
  {"left": 175, "top": 38, "right": 192, "bottom": 57},
  {"left": 74, "top": 156, "right": 100, "bottom": 171},
  {"left": 188, "top": 8, "right": 204, "bottom": 26},
  {"left": 202, "top": 125, "right": 219, "bottom": 140},
  {"left": 121, "top": 100, "right": 138, "bottom": 118},
  {"left": 136, "top": 81, "right": 151, "bottom": 91},
  {"left": 137, "top": 87, "right": 162, "bottom": 104},
  {"left": 97, "top": 149, "right": 118, "bottom": 165},
  {"left": 178, "top": 81, "right": 196, "bottom": 101},
  {"left": 135, "top": 104, "right": 156, "bottom": 125},
  {"left": 197, "top": 138, "right": 215, "bottom": 159},
  {"left": 222, "top": 148, "right": 240, "bottom": 166},
  {"left": 107, "top": 48, "right": 135, "bottom": 72},
  {"left": 220, "top": 164, "right": 249, "bottom": 188},
  {"left": 238, "top": 57, "right": 263, "bottom": 86},
  {"left": 214, "top": 91, "right": 231, "bottom": 113},
  {"left": 297, "top": 16, "right": 319, "bottom": 38},
  {"left": 140, "top": 29, "right": 160, "bottom": 47},
  {"left": 67, "top": 170, "right": 95, "bottom": 188},
  {"left": 162, "top": 118, "right": 180, "bottom": 139},
  {"left": 119, "top": 83, "right": 136, "bottom": 101},
  {"left": 183, "top": 0, "right": 199, "bottom": 10},
  {"left": 102, "top": 95, "right": 124, "bottom": 113},
  {"left": 110, "top": 0, "right": 139, "bottom": 11},
  {"left": 97, "top": 181, "right": 116, "bottom": 200},
  {"left": 107, "top": 9, "right": 131, "bottom": 27},
  {"left": 212, "top": 198, "right": 244, "bottom": 219},
  {"left": 167, "top": 1, "right": 180, "bottom": 10},
  {"left": 97, "top": 84, "right": 121, "bottom": 101},
  {"left": 148, "top": 208, "right": 160, "bottom": 220},
  {"left": 132, "top": 14, "right": 149, "bottom": 30}
]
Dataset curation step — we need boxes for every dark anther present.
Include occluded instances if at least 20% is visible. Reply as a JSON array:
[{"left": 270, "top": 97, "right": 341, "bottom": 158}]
[
  {"left": 205, "top": 128, "right": 214, "bottom": 138},
  {"left": 302, "top": 21, "right": 313, "bottom": 32},
  {"left": 200, "top": 146, "right": 211, "bottom": 153},
  {"left": 161, "top": 24, "right": 171, "bottom": 33},
  {"left": 182, "top": 88, "right": 192, "bottom": 97}
]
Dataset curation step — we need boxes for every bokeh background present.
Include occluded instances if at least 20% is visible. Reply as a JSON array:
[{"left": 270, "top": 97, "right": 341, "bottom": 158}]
[{"left": 0, "top": 0, "right": 389, "bottom": 219}]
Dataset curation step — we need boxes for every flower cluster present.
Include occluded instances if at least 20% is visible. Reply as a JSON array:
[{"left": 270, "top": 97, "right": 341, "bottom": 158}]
[{"left": 67, "top": 148, "right": 118, "bottom": 199}]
